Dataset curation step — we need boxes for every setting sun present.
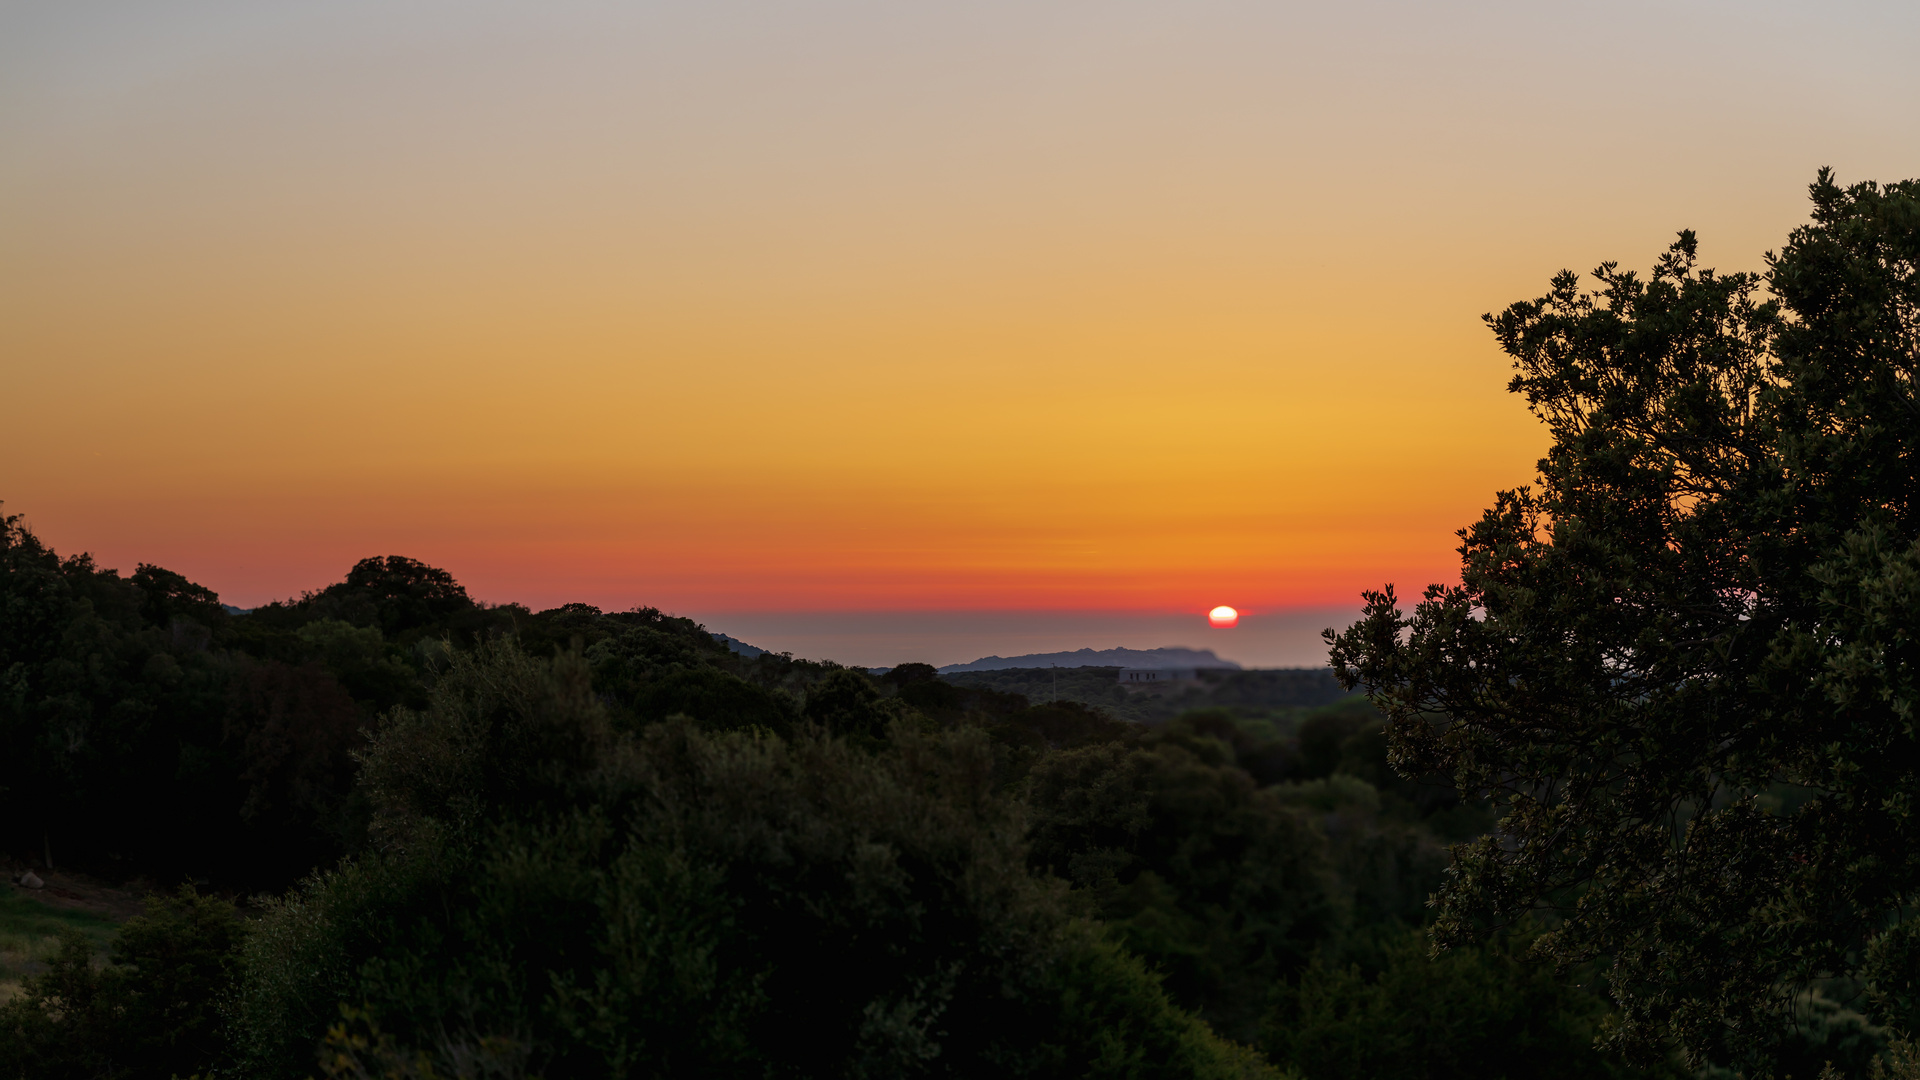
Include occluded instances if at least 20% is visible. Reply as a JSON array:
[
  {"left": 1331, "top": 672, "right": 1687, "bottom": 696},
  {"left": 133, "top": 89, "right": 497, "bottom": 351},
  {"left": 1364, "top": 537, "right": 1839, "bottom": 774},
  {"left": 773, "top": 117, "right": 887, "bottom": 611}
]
[{"left": 2, "top": 3, "right": 1914, "bottom": 1072}]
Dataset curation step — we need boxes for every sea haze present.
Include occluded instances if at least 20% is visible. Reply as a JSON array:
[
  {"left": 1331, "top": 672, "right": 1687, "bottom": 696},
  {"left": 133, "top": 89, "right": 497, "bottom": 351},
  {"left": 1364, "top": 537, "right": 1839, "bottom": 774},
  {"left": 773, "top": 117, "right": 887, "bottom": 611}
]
[{"left": 684, "top": 609, "right": 1355, "bottom": 671}]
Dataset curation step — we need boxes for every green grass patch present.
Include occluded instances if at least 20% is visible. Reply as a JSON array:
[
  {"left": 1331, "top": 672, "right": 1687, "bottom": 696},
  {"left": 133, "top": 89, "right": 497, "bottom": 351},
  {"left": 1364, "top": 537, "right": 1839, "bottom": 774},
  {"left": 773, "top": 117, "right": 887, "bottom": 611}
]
[{"left": 0, "top": 888, "right": 120, "bottom": 1001}]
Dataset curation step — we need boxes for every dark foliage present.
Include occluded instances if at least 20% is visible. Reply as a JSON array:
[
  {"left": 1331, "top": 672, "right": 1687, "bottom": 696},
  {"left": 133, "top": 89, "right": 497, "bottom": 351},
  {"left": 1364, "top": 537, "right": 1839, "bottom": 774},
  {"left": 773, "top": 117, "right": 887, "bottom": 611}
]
[
  {"left": 7, "top": 514, "right": 1659, "bottom": 1074},
  {"left": 1024, "top": 729, "right": 1344, "bottom": 1042},
  {"left": 1263, "top": 925, "right": 1667, "bottom": 1080},
  {"left": 1327, "top": 171, "right": 1920, "bottom": 1068},
  {"left": 0, "top": 888, "right": 248, "bottom": 1080},
  {"left": 224, "top": 658, "right": 369, "bottom": 881},
  {"left": 0, "top": 514, "right": 505, "bottom": 886},
  {"left": 1, "top": 512, "right": 245, "bottom": 879},
  {"left": 297, "top": 556, "right": 473, "bottom": 641},
  {"left": 233, "top": 641, "right": 1271, "bottom": 1079}
]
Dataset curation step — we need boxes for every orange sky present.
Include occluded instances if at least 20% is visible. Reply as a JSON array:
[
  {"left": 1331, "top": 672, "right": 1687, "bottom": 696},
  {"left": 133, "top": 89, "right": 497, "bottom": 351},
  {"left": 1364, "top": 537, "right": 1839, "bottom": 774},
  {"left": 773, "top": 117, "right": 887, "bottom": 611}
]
[{"left": 5, "top": 0, "right": 1919, "bottom": 620}]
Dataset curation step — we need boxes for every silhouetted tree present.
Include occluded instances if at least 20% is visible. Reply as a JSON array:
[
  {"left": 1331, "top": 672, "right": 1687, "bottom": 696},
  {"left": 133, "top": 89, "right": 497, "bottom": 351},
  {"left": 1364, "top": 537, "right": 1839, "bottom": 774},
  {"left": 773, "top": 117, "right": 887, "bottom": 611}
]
[
  {"left": 1328, "top": 171, "right": 1920, "bottom": 1067},
  {"left": 315, "top": 556, "right": 473, "bottom": 638}
]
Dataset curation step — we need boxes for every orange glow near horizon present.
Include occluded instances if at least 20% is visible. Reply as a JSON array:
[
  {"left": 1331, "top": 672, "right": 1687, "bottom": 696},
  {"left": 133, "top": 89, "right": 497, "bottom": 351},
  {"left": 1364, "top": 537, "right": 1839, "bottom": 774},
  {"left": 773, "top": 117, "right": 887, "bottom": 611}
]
[{"left": 4, "top": 2, "right": 1917, "bottom": 617}]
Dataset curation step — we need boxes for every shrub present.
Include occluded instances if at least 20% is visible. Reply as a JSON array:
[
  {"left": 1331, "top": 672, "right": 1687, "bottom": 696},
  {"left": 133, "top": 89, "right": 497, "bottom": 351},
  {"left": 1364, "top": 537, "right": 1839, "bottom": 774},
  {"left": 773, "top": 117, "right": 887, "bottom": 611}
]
[
  {"left": 1263, "top": 926, "right": 1670, "bottom": 1080},
  {"left": 0, "top": 888, "right": 247, "bottom": 1080}
]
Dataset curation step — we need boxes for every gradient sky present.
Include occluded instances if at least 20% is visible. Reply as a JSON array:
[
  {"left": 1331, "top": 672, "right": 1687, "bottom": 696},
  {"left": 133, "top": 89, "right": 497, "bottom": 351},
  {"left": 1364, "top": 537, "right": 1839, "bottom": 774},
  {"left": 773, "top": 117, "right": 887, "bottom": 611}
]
[{"left": 5, "top": 1, "right": 1919, "bottom": 661}]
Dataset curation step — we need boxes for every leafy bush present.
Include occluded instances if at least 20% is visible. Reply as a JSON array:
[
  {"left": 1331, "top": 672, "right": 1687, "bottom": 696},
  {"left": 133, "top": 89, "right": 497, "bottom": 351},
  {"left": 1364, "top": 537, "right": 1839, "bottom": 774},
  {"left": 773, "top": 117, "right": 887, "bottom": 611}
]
[
  {"left": 0, "top": 888, "right": 247, "bottom": 1080},
  {"left": 1263, "top": 926, "right": 1668, "bottom": 1080}
]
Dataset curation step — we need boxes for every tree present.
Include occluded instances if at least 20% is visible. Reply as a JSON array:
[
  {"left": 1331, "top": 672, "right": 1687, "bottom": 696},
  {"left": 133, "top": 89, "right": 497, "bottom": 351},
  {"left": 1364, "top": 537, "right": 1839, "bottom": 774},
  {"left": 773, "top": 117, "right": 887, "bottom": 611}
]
[
  {"left": 326, "top": 556, "right": 473, "bottom": 638},
  {"left": 1326, "top": 171, "right": 1920, "bottom": 1067}
]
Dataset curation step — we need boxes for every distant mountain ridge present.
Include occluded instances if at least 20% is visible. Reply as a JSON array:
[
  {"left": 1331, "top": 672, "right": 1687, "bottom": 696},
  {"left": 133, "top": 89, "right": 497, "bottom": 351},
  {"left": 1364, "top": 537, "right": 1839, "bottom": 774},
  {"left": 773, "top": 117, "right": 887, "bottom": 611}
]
[
  {"left": 710, "top": 632, "right": 769, "bottom": 659},
  {"left": 938, "top": 647, "right": 1240, "bottom": 674}
]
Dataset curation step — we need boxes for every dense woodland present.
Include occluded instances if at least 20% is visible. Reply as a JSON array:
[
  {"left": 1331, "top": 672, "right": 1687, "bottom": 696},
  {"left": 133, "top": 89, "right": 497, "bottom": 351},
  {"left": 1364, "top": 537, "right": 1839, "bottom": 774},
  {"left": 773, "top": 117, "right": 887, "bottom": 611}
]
[
  {"left": 0, "top": 526, "right": 1879, "bottom": 1079},
  {"left": 1, "top": 528, "right": 1689, "bottom": 1079},
  {"left": 3, "top": 171, "right": 1917, "bottom": 1078}
]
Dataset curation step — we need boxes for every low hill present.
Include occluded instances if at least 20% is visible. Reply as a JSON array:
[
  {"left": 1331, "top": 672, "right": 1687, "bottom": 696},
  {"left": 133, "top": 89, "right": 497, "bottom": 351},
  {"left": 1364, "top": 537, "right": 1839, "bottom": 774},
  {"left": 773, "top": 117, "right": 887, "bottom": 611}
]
[{"left": 938, "top": 646, "right": 1240, "bottom": 673}]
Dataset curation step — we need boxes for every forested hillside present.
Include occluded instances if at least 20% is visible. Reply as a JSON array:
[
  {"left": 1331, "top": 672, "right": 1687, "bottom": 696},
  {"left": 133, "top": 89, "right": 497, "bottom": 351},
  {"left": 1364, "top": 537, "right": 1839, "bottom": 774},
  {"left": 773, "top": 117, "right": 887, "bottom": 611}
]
[{"left": 0, "top": 510, "right": 1722, "bottom": 1079}]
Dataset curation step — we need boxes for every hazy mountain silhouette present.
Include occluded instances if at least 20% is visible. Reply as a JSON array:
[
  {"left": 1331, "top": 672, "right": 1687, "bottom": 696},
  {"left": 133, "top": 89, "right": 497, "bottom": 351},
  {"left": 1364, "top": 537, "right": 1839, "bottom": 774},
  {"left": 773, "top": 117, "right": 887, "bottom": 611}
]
[
  {"left": 937, "top": 647, "right": 1240, "bottom": 673},
  {"left": 710, "top": 632, "right": 769, "bottom": 659}
]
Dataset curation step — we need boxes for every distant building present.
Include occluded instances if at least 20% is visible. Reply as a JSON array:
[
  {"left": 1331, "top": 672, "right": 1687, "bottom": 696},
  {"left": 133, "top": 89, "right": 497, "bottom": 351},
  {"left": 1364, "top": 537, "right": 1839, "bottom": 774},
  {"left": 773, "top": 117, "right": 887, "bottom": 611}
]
[{"left": 1117, "top": 667, "right": 1197, "bottom": 685}]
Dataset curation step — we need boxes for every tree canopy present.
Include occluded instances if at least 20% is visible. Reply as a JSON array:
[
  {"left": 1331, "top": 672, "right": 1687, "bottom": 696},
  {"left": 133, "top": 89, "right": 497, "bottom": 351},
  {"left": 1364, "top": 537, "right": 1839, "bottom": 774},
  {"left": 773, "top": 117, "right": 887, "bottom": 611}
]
[
  {"left": 4, "top": 523, "right": 1674, "bottom": 1077},
  {"left": 1328, "top": 170, "right": 1920, "bottom": 1066}
]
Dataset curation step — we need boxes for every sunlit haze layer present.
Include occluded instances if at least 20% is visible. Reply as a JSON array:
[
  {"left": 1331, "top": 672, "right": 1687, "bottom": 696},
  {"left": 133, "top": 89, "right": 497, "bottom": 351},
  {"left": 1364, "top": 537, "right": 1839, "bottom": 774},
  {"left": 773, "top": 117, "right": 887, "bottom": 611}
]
[{"left": 6, "top": 1, "right": 1919, "bottom": 638}]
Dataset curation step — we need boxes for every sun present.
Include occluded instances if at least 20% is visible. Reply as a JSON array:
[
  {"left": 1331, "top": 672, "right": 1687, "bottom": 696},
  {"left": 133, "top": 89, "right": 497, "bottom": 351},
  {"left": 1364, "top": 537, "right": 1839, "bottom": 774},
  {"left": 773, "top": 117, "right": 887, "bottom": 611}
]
[{"left": 1207, "top": 606, "right": 1239, "bottom": 628}]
